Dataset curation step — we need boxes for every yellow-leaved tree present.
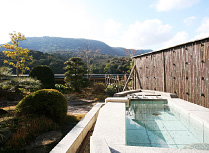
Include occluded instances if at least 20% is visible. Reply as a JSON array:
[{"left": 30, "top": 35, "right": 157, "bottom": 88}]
[{"left": 0, "top": 32, "right": 33, "bottom": 77}]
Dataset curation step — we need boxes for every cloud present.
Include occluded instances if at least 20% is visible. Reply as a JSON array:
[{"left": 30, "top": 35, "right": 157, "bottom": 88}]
[
  {"left": 196, "top": 17, "right": 209, "bottom": 33},
  {"left": 0, "top": 0, "right": 100, "bottom": 44},
  {"left": 119, "top": 19, "right": 172, "bottom": 49},
  {"left": 101, "top": 19, "right": 123, "bottom": 47},
  {"left": 151, "top": 0, "right": 200, "bottom": 12},
  {"left": 104, "top": 19, "right": 121, "bottom": 38},
  {"left": 163, "top": 31, "right": 189, "bottom": 48},
  {"left": 194, "top": 17, "right": 209, "bottom": 39},
  {"left": 184, "top": 16, "right": 197, "bottom": 26}
]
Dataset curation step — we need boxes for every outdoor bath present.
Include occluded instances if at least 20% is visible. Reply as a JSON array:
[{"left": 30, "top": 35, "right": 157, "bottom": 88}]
[
  {"left": 126, "top": 99, "right": 209, "bottom": 149},
  {"left": 90, "top": 90, "right": 209, "bottom": 153}
]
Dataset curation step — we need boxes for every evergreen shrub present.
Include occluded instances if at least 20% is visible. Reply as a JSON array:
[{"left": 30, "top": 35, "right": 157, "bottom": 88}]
[
  {"left": 106, "top": 85, "right": 117, "bottom": 97},
  {"left": 93, "top": 83, "right": 106, "bottom": 93},
  {"left": 55, "top": 84, "right": 69, "bottom": 93},
  {"left": 0, "top": 77, "right": 41, "bottom": 94},
  {"left": 16, "top": 89, "right": 67, "bottom": 124},
  {"left": 80, "top": 78, "right": 90, "bottom": 88},
  {"left": 64, "top": 57, "right": 86, "bottom": 92},
  {"left": 29, "top": 65, "right": 55, "bottom": 89}
]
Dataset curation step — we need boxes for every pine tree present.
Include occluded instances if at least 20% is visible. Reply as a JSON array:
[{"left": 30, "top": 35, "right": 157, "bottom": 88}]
[{"left": 64, "top": 57, "right": 87, "bottom": 92}]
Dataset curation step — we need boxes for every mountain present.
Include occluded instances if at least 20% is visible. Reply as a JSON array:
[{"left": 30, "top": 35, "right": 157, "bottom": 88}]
[
  {"left": 0, "top": 36, "right": 152, "bottom": 56},
  {"left": 113, "top": 47, "right": 152, "bottom": 56}
]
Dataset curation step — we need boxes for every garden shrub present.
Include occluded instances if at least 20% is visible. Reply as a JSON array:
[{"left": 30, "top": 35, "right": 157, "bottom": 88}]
[
  {"left": 0, "top": 77, "right": 41, "bottom": 94},
  {"left": 6, "top": 115, "right": 58, "bottom": 148},
  {"left": 29, "top": 65, "right": 55, "bottom": 89},
  {"left": 0, "top": 66, "right": 12, "bottom": 81},
  {"left": 106, "top": 85, "right": 117, "bottom": 97},
  {"left": 80, "top": 78, "right": 90, "bottom": 88},
  {"left": 66, "top": 113, "right": 85, "bottom": 124},
  {"left": 95, "top": 94, "right": 107, "bottom": 101},
  {"left": 55, "top": 84, "right": 69, "bottom": 94},
  {"left": 93, "top": 83, "right": 106, "bottom": 93},
  {"left": 16, "top": 89, "right": 67, "bottom": 124}
]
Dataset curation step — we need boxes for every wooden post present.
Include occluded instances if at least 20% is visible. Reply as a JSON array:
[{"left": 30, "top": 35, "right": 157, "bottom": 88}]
[
  {"left": 124, "top": 74, "right": 127, "bottom": 83},
  {"left": 117, "top": 75, "right": 119, "bottom": 91},
  {"left": 134, "top": 69, "right": 136, "bottom": 90},
  {"left": 105, "top": 74, "right": 107, "bottom": 86},
  {"left": 162, "top": 52, "right": 166, "bottom": 92},
  {"left": 135, "top": 66, "right": 142, "bottom": 89},
  {"left": 123, "top": 64, "right": 136, "bottom": 91}
]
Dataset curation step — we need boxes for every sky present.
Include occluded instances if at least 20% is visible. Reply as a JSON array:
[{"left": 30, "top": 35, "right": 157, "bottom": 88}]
[{"left": 0, "top": 0, "right": 209, "bottom": 50}]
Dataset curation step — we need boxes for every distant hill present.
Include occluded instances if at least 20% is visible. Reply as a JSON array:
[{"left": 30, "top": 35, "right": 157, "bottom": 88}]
[
  {"left": 0, "top": 37, "right": 152, "bottom": 56},
  {"left": 113, "top": 47, "right": 152, "bottom": 56}
]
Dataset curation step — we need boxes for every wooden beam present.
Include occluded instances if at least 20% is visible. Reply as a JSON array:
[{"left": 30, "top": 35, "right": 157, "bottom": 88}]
[
  {"left": 123, "top": 64, "right": 136, "bottom": 91},
  {"left": 135, "top": 66, "right": 142, "bottom": 89}
]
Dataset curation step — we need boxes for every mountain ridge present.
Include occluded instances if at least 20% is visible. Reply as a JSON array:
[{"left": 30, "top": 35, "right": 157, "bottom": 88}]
[{"left": 0, "top": 36, "right": 152, "bottom": 56}]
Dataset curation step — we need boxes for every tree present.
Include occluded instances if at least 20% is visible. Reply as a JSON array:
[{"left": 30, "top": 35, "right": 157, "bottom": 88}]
[
  {"left": 64, "top": 57, "right": 87, "bottom": 92},
  {"left": 79, "top": 40, "right": 99, "bottom": 77},
  {"left": 104, "top": 57, "right": 131, "bottom": 74},
  {"left": 104, "top": 63, "right": 118, "bottom": 74},
  {"left": 0, "top": 32, "right": 33, "bottom": 77},
  {"left": 124, "top": 49, "right": 136, "bottom": 69}
]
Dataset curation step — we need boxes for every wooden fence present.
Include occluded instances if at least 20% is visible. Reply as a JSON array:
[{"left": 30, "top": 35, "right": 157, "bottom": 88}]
[
  {"left": 105, "top": 74, "right": 128, "bottom": 92},
  {"left": 133, "top": 37, "right": 209, "bottom": 108}
]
